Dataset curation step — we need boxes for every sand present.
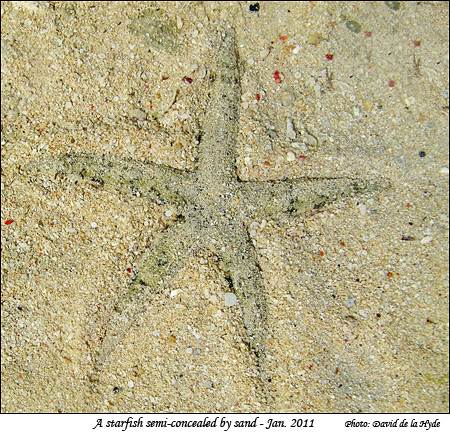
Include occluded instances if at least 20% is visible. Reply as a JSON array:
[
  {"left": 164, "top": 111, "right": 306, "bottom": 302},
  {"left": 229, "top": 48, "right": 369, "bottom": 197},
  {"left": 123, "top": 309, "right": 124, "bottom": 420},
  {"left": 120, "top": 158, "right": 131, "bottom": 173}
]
[{"left": 1, "top": 1, "right": 448, "bottom": 413}]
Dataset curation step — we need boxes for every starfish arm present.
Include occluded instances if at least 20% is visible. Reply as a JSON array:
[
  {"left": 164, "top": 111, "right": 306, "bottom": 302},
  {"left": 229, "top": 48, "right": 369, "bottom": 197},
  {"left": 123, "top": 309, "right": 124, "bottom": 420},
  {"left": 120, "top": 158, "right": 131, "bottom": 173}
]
[
  {"left": 93, "top": 222, "right": 193, "bottom": 370},
  {"left": 219, "top": 229, "right": 268, "bottom": 374},
  {"left": 240, "top": 177, "right": 389, "bottom": 221},
  {"left": 197, "top": 28, "right": 240, "bottom": 182},
  {"left": 25, "top": 152, "right": 188, "bottom": 207}
]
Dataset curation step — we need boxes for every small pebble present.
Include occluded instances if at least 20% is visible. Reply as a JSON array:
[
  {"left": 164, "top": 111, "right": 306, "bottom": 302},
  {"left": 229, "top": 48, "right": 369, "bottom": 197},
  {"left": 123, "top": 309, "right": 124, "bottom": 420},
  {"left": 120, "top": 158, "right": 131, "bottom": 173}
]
[
  {"left": 224, "top": 292, "right": 237, "bottom": 306},
  {"left": 345, "top": 298, "right": 356, "bottom": 308},
  {"left": 286, "top": 151, "right": 296, "bottom": 162},
  {"left": 17, "top": 242, "right": 29, "bottom": 253},
  {"left": 359, "top": 310, "right": 369, "bottom": 320},
  {"left": 286, "top": 118, "right": 296, "bottom": 140},
  {"left": 291, "top": 142, "right": 308, "bottom": 152},
  {"left": 176, "top": 16, "right": 183, "bottom": 29},
  {"left": 419, "top": 151, "right": 426, "bottom": 158},
  {"left": 439, "top": 167, "right": 449, "bottom": 175},
  {"left": 90, "top": 222, "right": 98, "bottom": 229},
  {"left": 358, "top": 204, "right": 367, "bottom": 216},
  {"left": 346, "top": 20, "right": 362, "bottom": 34},
  {"left": 130, "top": 108, "right": 146, "bottom": 121},
  {"left": 127, "top": 380, "right": 134, "bottom": 388},
  {"left": 420, "top": 236, "right": 433, "bottom": 244},
  {"left": 203, "top": 380, "right": 214, "bottom": 389}
]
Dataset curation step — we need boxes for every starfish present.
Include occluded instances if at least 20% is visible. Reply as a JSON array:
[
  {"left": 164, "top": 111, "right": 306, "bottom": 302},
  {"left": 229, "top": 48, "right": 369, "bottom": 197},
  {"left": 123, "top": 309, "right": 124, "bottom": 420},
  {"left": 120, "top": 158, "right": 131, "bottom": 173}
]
[{"left": 27, "top": 26, "right": 385, "bottom": 405}]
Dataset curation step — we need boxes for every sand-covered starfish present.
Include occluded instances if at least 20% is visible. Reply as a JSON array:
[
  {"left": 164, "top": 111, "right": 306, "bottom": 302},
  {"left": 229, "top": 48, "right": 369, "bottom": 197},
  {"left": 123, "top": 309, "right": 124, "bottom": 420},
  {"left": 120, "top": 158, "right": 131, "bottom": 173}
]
[{"left": 27, "top": 26, "right": 385, "bottom": 404}]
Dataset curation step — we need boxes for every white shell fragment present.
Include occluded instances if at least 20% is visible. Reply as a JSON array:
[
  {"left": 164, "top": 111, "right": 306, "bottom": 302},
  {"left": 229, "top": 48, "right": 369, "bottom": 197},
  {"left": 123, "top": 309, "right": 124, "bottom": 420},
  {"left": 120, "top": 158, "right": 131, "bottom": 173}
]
[{"left": 224, "top": 292, "right": 237, "bottom": 307}]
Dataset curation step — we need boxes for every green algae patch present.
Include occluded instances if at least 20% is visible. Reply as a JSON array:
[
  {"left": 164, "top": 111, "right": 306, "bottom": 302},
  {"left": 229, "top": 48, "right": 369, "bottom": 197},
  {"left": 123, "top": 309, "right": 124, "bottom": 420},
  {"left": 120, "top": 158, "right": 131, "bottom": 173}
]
[
  {"left": 346, "top": 19, "right": 362, "bottom": 34},
  {"left": 129, "top": 7, "right": 182, "bottom": 53},
  {"left": 424, "top": 373, "right": 449, "bottom": 387},
  {"left": 385, "top": 1, "right": 401, "bottom": 11}
]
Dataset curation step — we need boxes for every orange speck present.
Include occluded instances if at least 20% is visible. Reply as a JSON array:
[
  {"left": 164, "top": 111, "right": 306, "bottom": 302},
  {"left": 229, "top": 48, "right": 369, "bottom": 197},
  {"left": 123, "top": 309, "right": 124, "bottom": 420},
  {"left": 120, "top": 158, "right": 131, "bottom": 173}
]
[
  {"left": 319, "top": 250, "right": 325, "bottom": 257},
  {"left": 386, "top": 271, "right": 394, "bottom": 279},
  {"left": 388, "top": 79, "right": 396, "bottom": 88},
  {"left": 413, "top": 40, "right": 421, "bottom": 48},
  {"left": 339, "top": 240, "right": 346, "bottom": 247},
  {"left": 279, "top": 34, "right": 288, "bottom": 42}
]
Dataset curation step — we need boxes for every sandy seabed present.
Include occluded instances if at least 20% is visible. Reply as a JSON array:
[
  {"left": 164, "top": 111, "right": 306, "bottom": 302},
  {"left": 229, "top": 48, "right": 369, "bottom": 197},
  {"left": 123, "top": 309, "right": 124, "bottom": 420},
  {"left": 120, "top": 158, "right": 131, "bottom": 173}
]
[{"left": 1, "top": 1, "right": 448, "bottom": 413}]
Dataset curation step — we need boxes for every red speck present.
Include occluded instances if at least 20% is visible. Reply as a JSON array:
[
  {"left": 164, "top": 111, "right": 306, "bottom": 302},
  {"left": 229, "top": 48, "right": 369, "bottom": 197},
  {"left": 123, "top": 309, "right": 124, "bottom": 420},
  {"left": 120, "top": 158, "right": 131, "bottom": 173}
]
[
  {"left": 273, "top": 70, "right": 282, "bottom": 84},
  {"left": 4, "top": 219, "right": 14, "bottom": 225},
  {"left": 255, "top": 93, "right": 261, "bottom": 101},
  {"left": 364, "top": 31, "right": 372, "bottom": 38},
  {"left": 386, "top": 271, "right": 394, "bottom": 279},
  {"left": 413, "top": 40, "right": 421, "bottom": 47},
  {"left": 405, "top": 202, "right": 412, "bottom": 208},
  {"left": 279, "top": 34, "right": 288, "bottom": 42},
  {"left": 388, "top": 79, "right": 396, "bottom": 88},
  {"left": 263, "top": 160, "right": 271, "bottom": 167},
  {"left": 126, "top": 267, "right": 132, "bottom": 273},
  {"left": 325, "top": 53, "right": 334, "bottom": 61},
  {"left": 319, "top": 250, "right": 325, "bottom": 257},
  {"left": 182, "top": 76, "right": 193, "bottom": 84},
  {"left": 298, "top": 155, "right": 306, "bottom": 161}
]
